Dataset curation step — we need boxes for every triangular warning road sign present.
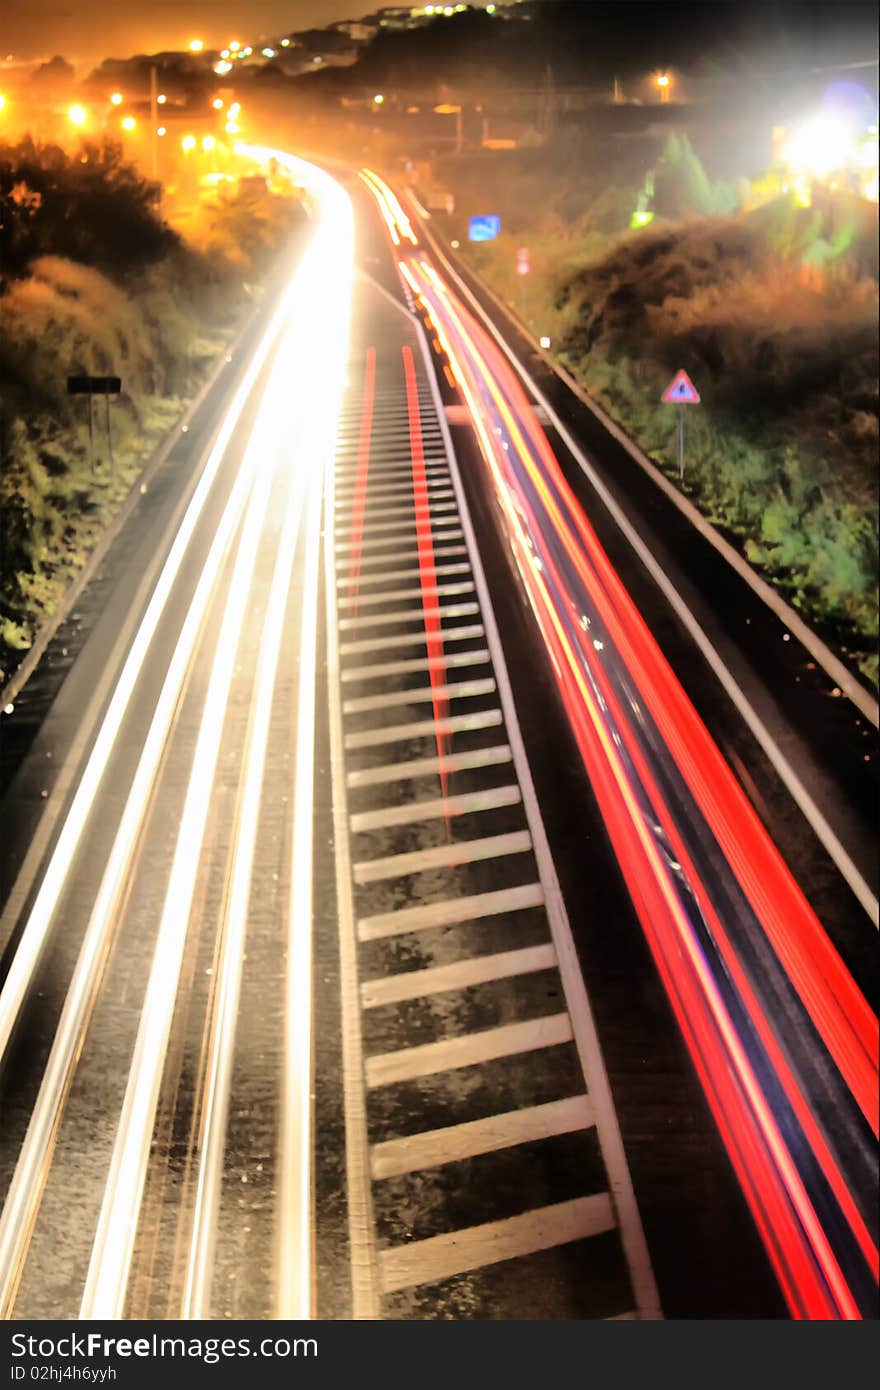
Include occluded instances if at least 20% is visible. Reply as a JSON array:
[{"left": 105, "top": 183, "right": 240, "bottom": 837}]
[{"left": 662, "top": 369, "right": 700, "bottom": 404}]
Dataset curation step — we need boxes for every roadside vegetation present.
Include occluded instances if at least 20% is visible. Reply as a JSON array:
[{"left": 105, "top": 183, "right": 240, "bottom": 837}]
[
  {"left": 445, "top": 134, "right": 879, "bottom": 685},
  {"left": 0, "top": 138, "right": 306, "bottom": 683}
]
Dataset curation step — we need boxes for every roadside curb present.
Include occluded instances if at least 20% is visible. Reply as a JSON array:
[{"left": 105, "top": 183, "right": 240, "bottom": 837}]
[{"left": 413, "top": 204, "right": 879, "bottom": 729}]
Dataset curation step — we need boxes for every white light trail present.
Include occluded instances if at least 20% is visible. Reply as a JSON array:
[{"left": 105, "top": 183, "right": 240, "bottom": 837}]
[
  {"left": 0, "top": 151, "right": 354, "bottom": 1318},
  {"left": 81, "top": 152, "right": 354, "bottom": 1320}
]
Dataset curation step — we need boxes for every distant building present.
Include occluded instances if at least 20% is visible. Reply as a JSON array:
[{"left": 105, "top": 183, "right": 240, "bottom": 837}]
[{"left": 329, "top": 20, "right": 380, "bottom": 43}]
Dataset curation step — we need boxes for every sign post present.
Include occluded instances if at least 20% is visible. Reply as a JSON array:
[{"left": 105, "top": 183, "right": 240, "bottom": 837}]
[
  {"left": 661, "top": 369, "right": 700, "bottom": 481},
  {"left": 516, "top": 246, "right": 530, "bottom": 322},
  {"left": 67, "top": 375, "right": 122, "bottom": 473},
  {"left": 468, "top": 214, "right": 501, "bottom": 242}
]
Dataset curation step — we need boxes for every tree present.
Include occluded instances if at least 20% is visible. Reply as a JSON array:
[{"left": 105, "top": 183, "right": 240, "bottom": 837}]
[{"left": 30, "top": 56, "right": 76, "bottom": 91}]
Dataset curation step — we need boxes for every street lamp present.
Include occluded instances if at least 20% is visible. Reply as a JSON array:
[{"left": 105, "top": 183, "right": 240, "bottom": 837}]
[
  {"left": 181, "top": 133, "right": 196, "bottom": 151},
  {"left": 121, "top": 115, "right": 136, "bottom": 132},
  {"left": 68, "top": 104, "right": 87, "bottom": 127},
  {"left": 655, "top": 72, "right": 671, "bottom": 103},
  {"left": 110, "top": 92, "right": 123, "bottom": 106},
  {"left": 189, "top": 39, "right": 204, "bottom": 53}
]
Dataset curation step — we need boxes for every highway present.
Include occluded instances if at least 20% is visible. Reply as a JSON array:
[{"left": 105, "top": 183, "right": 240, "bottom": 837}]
[{"left": 0, "top": 149, "right": 875, "bottom": 1321}]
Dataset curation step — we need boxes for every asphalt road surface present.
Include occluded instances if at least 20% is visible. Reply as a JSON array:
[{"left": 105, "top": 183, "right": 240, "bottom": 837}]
[{"left": 0, "top": 150, "right": 875, "bottom": 1321}]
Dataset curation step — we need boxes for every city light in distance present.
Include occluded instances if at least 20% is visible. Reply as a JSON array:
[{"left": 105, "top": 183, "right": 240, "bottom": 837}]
[
  {"left": 229, "top": 41, "right": 240, "bottom": 52},
  {"left": 202, "top": 135, "right": 216, "bottom": 152},
  {"left": 181, "top": 133, "right": 196, "bottom": 151},
  {"left": 373, "top": 93, "right": 384, "bottom": 105},
  {"left": 189, "top": 39, "right": 204, "bottom": 53},
  {"left": 214, "top": 61, "right": 232, "bottom": 75},
  {"left": 121, "top": 116, "right": 136, "bottom": 131},
  {"left": 157, "top": 126, "right": 167, "bottom": 136},
  {"left": 212, "top": 97, "right": 224, "bottom": 110},
  {"left": 157, "top": 93, "right": 167, "bottom": 105},
  {"left": 110, "top": 92, "right": 123, "bottom": 106}
]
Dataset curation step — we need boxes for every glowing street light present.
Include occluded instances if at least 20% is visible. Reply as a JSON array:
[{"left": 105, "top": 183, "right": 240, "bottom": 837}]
[
  {"left": 157, "top": 126, "right": 167, "bottom": 136},
  {"left": 157, "top": 93, "right": 167, "bottom": 105},
  {"left": 110, "top": 92, "right": 123, "bottom": 106},
  {"left": 202, "top": 135, "right": 216, "bottom": 152},
  {"left": 189, "top": 39, "right": 204, "bottom": 53},
  {"left": 181, "top": 133, "right": 197, "bottom": 152},
  {"left": 228, "top": 102, "right": 241, "bottom": 119},
  {"left": 212, "top": 97, "right": 224, "bottom": 110},
  {"left": 229, "top": 41, "right": 240, "bottom": 52},
  {"left": 373, "top": 93, "right": 385, "bottom": 105},
  {"left": 655, "top": 72, "right": 671, "bottom": 103},
  {"left": 780, "top": 114, "right": 853, "bottom": 181},
  {"left": 214, "top": 60, "right": 232, "bottom": 75},
  {"left": 121, "top": 115, "right": 136, "bottom": 132},
  {"left": 68, "top": 104, "right": 87, "bottom": 127},
  {"left": 225, "top": 120, "right": 241, "bottom": 135}
]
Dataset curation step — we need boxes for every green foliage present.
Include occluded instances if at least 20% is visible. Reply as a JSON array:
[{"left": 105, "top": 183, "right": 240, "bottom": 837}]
[
  {"left": 0, "top": 140, "right": 308, "bottom": 684},
  {"left": 471, "top": 194, "right": 879, "bottom": 684},
  {"left": 0, "top": 137, "right": 178, "bottom": 283}
]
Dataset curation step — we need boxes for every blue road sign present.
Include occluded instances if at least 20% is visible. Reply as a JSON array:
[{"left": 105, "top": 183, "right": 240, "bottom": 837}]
[{"left": 468, "top": 214, "right": 501, "bottom": 242}]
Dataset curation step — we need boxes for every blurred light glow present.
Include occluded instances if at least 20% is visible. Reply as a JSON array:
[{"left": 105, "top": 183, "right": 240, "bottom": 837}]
[
  {"left": 225, "top": 121, "right": 241, "bottom": 135},
  {"left": 229, "top": 41, "right": 240, "bottom": 52},
  {"left": 539, "top": 335, "right": 551, "bottom": 349},
  {"left": 189, "top": 39, "right": 204, "bottom": 53},
  {"left": 212, "top": 97, "right": 224, "bottom": 110},
  {"left": 373, "top": 93, "right": 384, "bottom": 105},
  {"left": 157, "top": 93, "right": 166, "bottom": 105},
  {"left": 780, "top": 114, "right": 854, "bottom": 180},
  {"left": 182, "top": 133, "right": 196, "bottom": 151},
  {"left": 202, "top": 135, "right": 216, "bottom": 152},
  {"left": 262, "top": 48, "right": 276, "bottom": 58},
  {"left": 68, "top": 104, "right": 87, "bottom": 127},
  {"left": 214, "top": 60, "right": 232, "bottom": 75},
  {"left": 109, "top": 92, "right": 123, "bottom": 106},
  {"left": 157, "top": 126, "right": 166, "bottom": 136},
  {"left": 121, "top": 116, "right": 136, "bottom": 132}
]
